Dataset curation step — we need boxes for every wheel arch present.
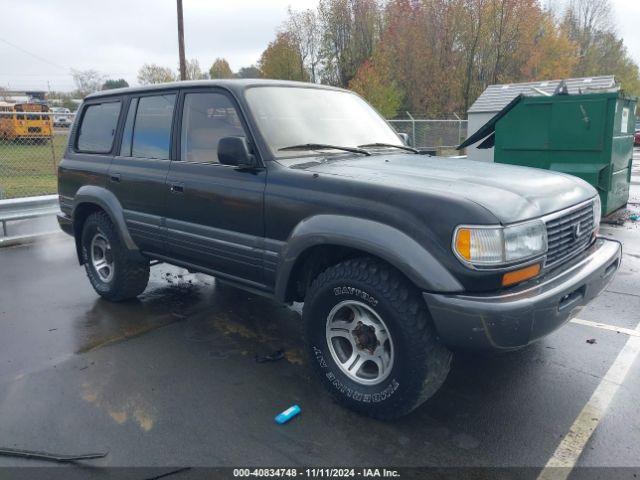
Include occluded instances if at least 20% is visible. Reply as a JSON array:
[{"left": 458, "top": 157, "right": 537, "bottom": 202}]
[
  {"left": 72, "top": 186, "right": 138, "bottom": 264},
  {"left": 274, "top": 215, "right": 463, "bottom": 303}
]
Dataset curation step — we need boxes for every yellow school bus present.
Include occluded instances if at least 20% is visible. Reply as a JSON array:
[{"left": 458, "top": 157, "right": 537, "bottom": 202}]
[{"left": 0, "top": 102, "right": 53, "bottom": 142}]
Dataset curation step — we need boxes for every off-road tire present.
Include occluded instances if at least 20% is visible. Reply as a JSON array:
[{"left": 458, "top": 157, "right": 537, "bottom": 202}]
[
  {"left": 303, "top": 257, "right": 452, "bottom": 419},
  {"left": 81, "top": 211, "right": 150, "bottom": 302}
]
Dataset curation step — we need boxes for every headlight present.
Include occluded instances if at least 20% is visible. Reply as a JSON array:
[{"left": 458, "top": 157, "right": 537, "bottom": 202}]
[
  {"left": 453, "top": 220, "right": 547, "bottom": 267},
  {"left": 592, "top": 195, "right": 601, "bottom": 232}
]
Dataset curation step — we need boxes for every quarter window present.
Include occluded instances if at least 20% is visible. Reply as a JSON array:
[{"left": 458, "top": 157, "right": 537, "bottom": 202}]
[
  {"left": 180, "top": 92, "right": 246, "bottom": 164},
  {"left": 131, "top": 94, "right": 176, "bottom": 160},
  {"left": 77, "top": 102, "right": 121, "bottom": 153}
]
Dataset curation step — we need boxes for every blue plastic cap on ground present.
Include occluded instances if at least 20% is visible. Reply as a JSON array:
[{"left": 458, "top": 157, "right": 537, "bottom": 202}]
[{"left": 275, "top": 405, "right": 301, "bottom": 424}]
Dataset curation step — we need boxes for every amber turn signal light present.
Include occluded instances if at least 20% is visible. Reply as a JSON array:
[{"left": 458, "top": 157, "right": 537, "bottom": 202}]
[
  {"left": 454, "top": 228, "right": 472, "bottom": 261},
  {"left": 502, "top": 263, "right": 541, "bottom": 287}
]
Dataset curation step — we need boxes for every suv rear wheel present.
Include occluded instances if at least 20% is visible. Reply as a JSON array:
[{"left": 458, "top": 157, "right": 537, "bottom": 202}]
[
  {"left": 303, "top": 257, "right": 451, "bottom": 419},
  {"left": 80, "top": 211, "right": 150, "bottom": 302}
]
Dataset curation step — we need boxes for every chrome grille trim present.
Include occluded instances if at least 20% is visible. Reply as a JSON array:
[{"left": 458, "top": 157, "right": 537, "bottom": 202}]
[{"left": 543, "top": 199, "right": 595, "bottom": 268}]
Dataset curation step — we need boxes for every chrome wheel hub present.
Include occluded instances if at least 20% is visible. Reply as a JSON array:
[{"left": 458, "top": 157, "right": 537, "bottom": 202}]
[
  {"left": 325, "top": 300, "right": 394, "bottom": 385},
  {"left": 90, "top": 232, "right": 114, "bottom": 282}
]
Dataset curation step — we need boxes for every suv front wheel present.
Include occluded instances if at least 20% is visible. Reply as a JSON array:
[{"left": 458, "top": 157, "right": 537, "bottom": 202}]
[
  {"left": 80, "top": 211, "right": 150, "bottom": 302},
  {"left": 303, "top": 257, "right": 451, "bottom": 419}
]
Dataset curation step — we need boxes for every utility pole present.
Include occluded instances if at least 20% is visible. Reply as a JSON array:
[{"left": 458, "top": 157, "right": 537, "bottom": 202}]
[{"left": 177, "top": 0, "right": 187, "bottom": 81}]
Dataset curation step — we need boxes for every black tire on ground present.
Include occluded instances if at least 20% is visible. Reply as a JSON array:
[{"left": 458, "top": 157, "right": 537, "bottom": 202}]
[
  {"left": 303, "top": 257, "right": 452, "bottom": 420},
  {"left": 80, "top": 211, "right": 150, "bottom": 302}
]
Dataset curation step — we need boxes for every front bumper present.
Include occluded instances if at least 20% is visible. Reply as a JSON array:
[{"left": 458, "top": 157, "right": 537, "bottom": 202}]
[{"left": 423, "top": 238, "right": 621, "bottom": 349}]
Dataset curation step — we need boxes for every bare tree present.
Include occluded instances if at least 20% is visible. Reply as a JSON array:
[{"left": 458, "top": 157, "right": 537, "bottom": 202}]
[
  {"left": 185, "top": 59, "right": 208, "bottom": 80},
  {"left": 317, "top": 0, "right": 382, "bottom": 87},
  {"left": 564, "top": 0, "right": 612, "bottom": 58},
  {"left": 137, "top": 64, "right": 177, "bottom": 85},
  {"left": 461, "top": 0, "right": 486, "bottom": 111},
  {"left": 562, "top": 0, "right": 639, "bottom": 92},
  {"left": 569, "top": 0, "right": 611, "bottom": 33},
  {"left": 286, "top": 8, "right": 322, "bottom": 82},
  {"left": 71, "top": 69, "right": 104, "bottom": 97}
]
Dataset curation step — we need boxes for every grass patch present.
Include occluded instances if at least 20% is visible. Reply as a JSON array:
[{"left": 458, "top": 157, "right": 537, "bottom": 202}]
[
  {"left": 1, "top": 176, "right": 58, "bottom": 198},
  {"left": 0, "top": 133, "right": 68, "bottom": 198}
]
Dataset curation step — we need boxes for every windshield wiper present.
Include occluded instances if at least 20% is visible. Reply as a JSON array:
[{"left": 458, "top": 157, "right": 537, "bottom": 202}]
[
  {"left": 278, "top": 143, "right": 371, "bottom": 156},
  {"left": 358, "top": 142, "right": 419, "bottom": 153}
]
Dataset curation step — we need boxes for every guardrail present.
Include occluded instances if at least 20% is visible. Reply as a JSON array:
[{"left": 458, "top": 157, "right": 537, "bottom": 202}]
[{"left": 0, "top": 194, "right": 60, "bottom": 246}]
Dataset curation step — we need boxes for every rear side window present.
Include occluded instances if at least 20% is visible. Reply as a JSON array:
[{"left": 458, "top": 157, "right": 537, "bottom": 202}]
[
  {"left": 131, "top": 94, "right": 176, "bottom": 160},
  {"left": 77, "top": 102, "right": 121, "bottom": 153}
]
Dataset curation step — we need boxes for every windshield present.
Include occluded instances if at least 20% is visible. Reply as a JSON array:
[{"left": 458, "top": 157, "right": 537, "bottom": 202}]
[{"left": 245, "top": 86, "right": 403, "bottom": 158}]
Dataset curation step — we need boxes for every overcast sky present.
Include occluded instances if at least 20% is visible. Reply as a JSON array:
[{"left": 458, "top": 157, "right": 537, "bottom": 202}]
[{"left": 1, "top": 0, "right": 638, "bottom": 93}]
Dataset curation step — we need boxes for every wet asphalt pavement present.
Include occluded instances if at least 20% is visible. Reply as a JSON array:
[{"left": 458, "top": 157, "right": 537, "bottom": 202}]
[
  {"left": 0, "top": 226, "right": 638, "bottom": 474},
  {"left": 0, "top": 161, "right": 639, "bottom": 475}
]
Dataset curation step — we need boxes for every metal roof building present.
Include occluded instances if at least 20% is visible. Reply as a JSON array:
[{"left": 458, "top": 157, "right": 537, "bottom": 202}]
[{"left": 466, "top": 75, "right": 617, "bottom": 162}]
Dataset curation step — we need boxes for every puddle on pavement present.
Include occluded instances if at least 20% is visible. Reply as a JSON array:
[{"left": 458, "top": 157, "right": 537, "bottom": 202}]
[
  {"left": 1, "top": 236, "right": 307, "bottom": 380},
  {"left": 73, "top": 266, "right": 208, "bottom": 353},
  {"left": 73, "top": 264, "right": 305, "bottom": 366},
  {"left": 81, "top": 379, "right": 157, "bottom": 432},
  {"left": 181, "top": 282, "right": 305, "bottom": 365},
  {"left": 75, "top": 266, "right": 307, "bottom": 433}
]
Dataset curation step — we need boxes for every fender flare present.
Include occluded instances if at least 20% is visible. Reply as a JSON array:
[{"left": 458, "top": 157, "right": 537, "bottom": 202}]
[
  {"left": 72, "top": 186, "right": 138, "bottom": 258},
  {"left": 274, "top": 215, "right": 463, "bottom": 301}
]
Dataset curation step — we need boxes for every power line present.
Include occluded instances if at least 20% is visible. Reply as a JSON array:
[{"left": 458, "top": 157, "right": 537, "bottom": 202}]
[
  {"left": 0, "top": 73, "right": 134, "bottom": 77},
  {"left": 0, "top": 37, "right": 70, "bottom": 72}
]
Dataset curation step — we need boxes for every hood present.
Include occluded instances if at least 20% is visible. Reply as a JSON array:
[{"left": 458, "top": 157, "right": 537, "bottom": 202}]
[{"left": 291, "top": 154, "right": 595, "bottom": 224}]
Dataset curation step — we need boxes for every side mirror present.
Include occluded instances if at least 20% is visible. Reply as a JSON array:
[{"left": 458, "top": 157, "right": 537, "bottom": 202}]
[
  {"left": 218, "top": 136, "right": 256, "bottom": 167},
  {"left": 398, "top": 132, "right": 411, "bottom": 146}
]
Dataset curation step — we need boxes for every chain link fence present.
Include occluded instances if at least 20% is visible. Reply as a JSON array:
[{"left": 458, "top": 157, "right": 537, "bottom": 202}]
[
  {"left": 388, "top": 118, "right": 467, "bottom": 155},
  {"left": 0, "top": 109, "right": 467, "bottom": 200},
  {"left": 0, "top": 111, "right": 74, "bottom": 199}
]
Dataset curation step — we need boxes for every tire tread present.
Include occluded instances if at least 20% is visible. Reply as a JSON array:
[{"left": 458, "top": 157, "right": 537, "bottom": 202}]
[
  {"left": 304, "top": 256, "right": 451, "bottom": 419},
  {"left": 81, "top": 211, "right": 149, "bottom": 302}
]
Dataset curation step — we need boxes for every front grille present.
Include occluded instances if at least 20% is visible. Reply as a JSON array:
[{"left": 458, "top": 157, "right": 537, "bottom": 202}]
[
  {"left": 544, "top": 201, "right": 594, "bottom": 268},
  {"left": 27, "top": 127, "right": 41, "bottom": 133}
]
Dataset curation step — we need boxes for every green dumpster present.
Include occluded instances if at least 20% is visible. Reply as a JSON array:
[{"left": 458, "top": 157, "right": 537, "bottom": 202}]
[{"left": 459, "top": 91, "right": 637, "bottom": 216}]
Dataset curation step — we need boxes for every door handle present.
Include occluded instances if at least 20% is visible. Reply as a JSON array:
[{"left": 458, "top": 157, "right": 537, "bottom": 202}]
[
  {"left": 110, "top": 173, "right": 121, "bottom": 183},
  {"left": 170, "top": 183, "right": 184, "bottom": 193}
]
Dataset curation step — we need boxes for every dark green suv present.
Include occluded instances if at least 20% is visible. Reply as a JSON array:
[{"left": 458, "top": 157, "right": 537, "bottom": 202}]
[{"left": 57, "top": 80, "right": 621, "bottom": 418}]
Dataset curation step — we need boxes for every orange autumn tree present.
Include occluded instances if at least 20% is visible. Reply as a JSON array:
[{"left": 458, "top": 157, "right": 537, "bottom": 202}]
[
  {"left": 374, "top": 0, "right": 442, "bottom": 115},
  {"left": 349, "top": 58, "right": 403, "bottom": 117},
  {"left": 522, "top": 13, "right": 578, "bottom": 80},
  {"left": 259, "top": 32, "right": 309, "bottom": 81},
  {"left": 266, "top": 0, "right": 640, "bottom": 116}
]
